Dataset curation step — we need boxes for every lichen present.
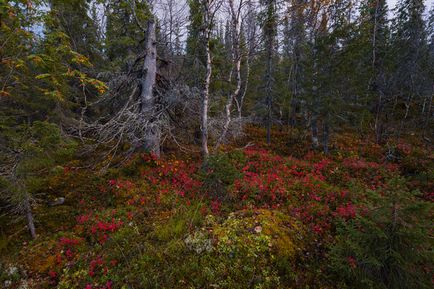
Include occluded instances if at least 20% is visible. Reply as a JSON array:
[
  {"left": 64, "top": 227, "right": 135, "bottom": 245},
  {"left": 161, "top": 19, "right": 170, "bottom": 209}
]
[{"left": 184, "top": 230, "right": 213, "bottom": 254}]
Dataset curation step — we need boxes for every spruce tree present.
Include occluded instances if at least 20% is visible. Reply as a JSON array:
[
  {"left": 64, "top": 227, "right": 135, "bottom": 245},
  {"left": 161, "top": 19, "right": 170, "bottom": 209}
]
[{"left": 391, "top": 0, "right": 430, "bottom": 137}]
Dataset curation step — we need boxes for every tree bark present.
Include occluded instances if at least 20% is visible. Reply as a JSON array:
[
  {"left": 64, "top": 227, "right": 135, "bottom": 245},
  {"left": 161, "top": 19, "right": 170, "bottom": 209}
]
[
  {"left": 140, "top": 1, "right": 160, "bottom": 156},
  {"left": 266, "top": 88, "right": 272, "bottom": 145},
  {"left": 370, "top": 0, "right": 386, "bottom": 145},
  {"left": 374, "top": 93, "right": 383, "bottom": 144},
  {"left": 202, "top": 39, "right": 211, "bottom": 158},
  {"left": 264, "top": 0, "right": 276, "bottom": 145},
  {"left": 311, "top": 114, "right": 319, "bottom": 149},
  {"left": 323, "top": 118, "right": 329, "bottom": 154},
  {"left": 24, "top": 195, "right": 36, "bottom": 239},
  {"left": 288, "top": 0, "right": 305, "bottom": 128},
  {"left": 422, "top": 89, "right": 433, "bottom": 139},
  {"left": 236, "top": 0, "right": 255, "bottom": 120},
  {"left": 201, "top": 0, "right": 214, "bottom": 159}
]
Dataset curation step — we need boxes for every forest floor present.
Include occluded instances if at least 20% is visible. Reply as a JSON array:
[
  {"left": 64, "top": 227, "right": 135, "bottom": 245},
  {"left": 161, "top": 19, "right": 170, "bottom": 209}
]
[{"left": 1, "top": 126, "right": 433, "bottom": 289}]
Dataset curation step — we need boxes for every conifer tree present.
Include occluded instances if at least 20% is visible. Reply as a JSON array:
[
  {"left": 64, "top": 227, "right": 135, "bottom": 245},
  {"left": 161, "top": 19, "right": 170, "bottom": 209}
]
[
  {"left": 391, "top": 0, "right": 430, "bottom": 138},
  {"left": 259, "top": 0, "right": 278, "bottom": 145},
  {"left": 48, "top": 0, "right": 101, "bottom": 62},
  {"left": 0, "top": 0, "right": 104, "bottom": 238}
]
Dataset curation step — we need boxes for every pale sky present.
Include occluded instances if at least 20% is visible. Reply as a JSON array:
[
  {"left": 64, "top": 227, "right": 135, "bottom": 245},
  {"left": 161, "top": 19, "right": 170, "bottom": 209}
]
[
  {"left": 387, "top": 0, "right": 433, "bottom": 11},
  {"left": 388, "top": 0, "right": 398, "bottom": 9}
]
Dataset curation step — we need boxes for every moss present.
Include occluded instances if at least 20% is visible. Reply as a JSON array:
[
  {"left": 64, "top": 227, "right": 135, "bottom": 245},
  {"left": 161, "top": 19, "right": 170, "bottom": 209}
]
[
  {"left": 152, "top": 204, "right": 204, "bottom": 242},
  {"left": 153, "top": 215, "right": 186, "bottom": 241},
  {"left": 213, "top": 209, "right": 305, "bottom": 259},
  {"left": 177, "top": 209, "right": 306, "bottom": 288},
  {"left": 57, "top": 268, "right": 88, "bottom": 289},
  {"left": 0, "top": 232, "right": 8, "bottom": 253},
  {"left": 97, "top": 209, "right": 304, "bottom": 288}
]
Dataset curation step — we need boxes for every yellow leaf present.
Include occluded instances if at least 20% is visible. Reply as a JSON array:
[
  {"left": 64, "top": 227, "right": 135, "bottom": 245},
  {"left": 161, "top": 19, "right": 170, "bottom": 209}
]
[{"left": 35, "top": 73, "right": 51, "bottom": 80}]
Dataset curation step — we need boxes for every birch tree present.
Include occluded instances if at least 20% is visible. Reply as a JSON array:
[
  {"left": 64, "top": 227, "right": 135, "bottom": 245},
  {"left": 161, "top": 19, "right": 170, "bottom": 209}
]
[
  {"left": 215, "top": 0, "right": 244, "bottom": 149},
  {"left": 200, "top": 0, "right": 222, "bottom": 158}
]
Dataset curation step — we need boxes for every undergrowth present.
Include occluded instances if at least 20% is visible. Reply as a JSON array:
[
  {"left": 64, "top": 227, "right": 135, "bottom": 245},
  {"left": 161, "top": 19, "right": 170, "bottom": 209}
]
[{"left": 0, "top": 130, "right": 432, "bottom": 288}]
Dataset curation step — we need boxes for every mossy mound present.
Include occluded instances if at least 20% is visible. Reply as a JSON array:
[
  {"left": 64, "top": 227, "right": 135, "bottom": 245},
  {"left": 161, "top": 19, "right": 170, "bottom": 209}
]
[
  {"left": 175, "top": 209, "right": 306, "bottom": 288},
  {"left": 211, "top": 209, "right": 305, "bottom": 260}
]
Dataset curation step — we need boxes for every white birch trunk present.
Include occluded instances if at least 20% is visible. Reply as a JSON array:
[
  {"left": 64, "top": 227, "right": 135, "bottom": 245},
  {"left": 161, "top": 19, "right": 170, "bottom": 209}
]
[
  {"left": 201, "top": 1, "right": 213, "bottom": 158},
  {"left": 202, "top": 39, "right": 211, "bottom": 158},
  {"left": 215, "top": 0, "right": 243, "bottom": 150}
]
